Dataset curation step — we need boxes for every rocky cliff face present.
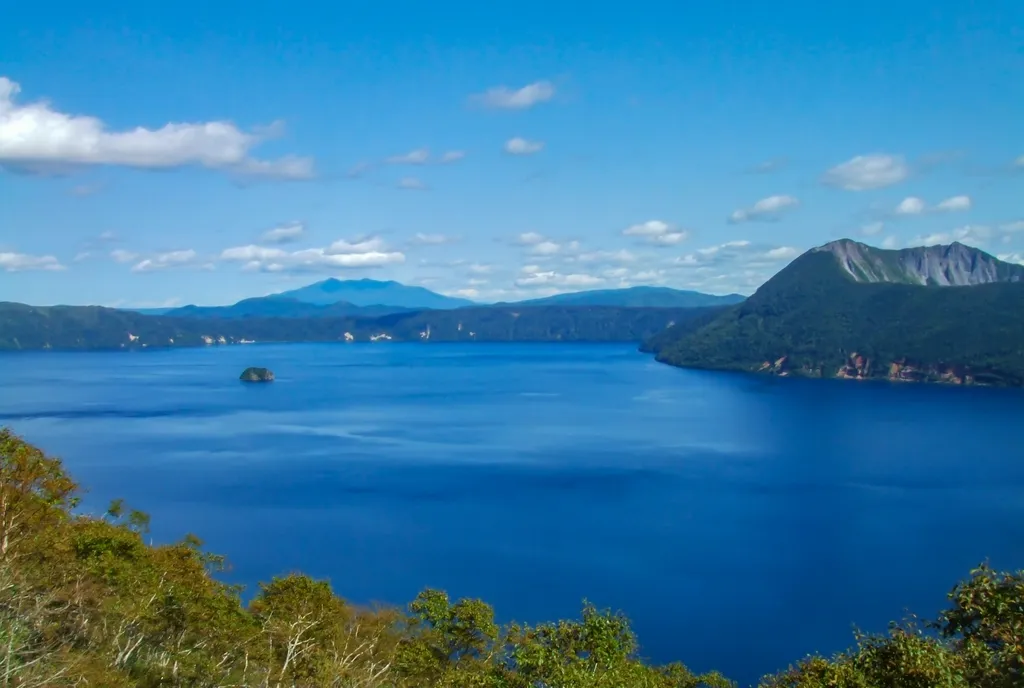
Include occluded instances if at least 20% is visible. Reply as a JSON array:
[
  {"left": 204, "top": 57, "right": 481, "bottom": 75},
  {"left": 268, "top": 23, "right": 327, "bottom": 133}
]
[
  {"left": 815, "top": 239, "right": 1024, "bottom": 286},
  {"left": 754, "top": 352, "right": 1006, "bottom": 385}
]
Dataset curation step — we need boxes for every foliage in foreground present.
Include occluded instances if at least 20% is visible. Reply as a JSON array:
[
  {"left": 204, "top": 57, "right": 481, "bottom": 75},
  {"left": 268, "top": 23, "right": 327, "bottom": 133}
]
[{"left": 2, "top": 427, "right": 1022, "bottom": 687}]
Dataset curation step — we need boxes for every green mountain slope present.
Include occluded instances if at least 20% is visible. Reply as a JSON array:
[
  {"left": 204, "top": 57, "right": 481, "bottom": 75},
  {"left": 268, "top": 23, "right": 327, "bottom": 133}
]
[
  {"left": 647, "top": 241, "right": 1024, "bottom": 386},
  {"left": 0, "top": 302, "right": 726, "bottom": 350}
]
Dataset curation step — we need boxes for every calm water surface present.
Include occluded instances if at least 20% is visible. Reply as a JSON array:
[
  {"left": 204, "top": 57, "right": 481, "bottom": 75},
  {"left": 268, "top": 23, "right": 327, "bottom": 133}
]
[{"left": 2, "top": 343, "right": 1023, "bottom": 685}]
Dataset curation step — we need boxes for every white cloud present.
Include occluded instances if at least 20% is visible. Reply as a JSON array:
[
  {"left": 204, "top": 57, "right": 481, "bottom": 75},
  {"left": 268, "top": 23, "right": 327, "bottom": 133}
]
[
  {"left": 622, "top": 220, "right": 688, "bottom": 246},
  {"left": 623, "top": 220, "right": 670, "bottom": 237},
  {"left": 387, "top": 148, "right": 429, "bottom": 164},
  {"left": 629, "top": 270, "right": 667, "bottom": 284},
  {"left": 999, "top": 220, "right": 1024, "bottom": 233},
  {"left": 0, "top": 251, "right": 65, "bottom": 272},
  {"left": 894, "top": 196, "right": 926, "bottom": 215},
  {"left": 232, "top": 155, "right": 314, "bottom": 180},
  {"left": 728, "top": 195, "right": 799, "bottom": 223},
  {"left": 702, "top": 240, "right": 751, "bottom": 255},
  {"left": 881, "top": 236, "right": 900, "bottom": 249},
  {"left": 468, "top": 263, "right": 493, "bottom": 274},
  {"left": 440, "top": 150, "right": 465, "bottom": 163},
  {"left": 260, "top": 222, "right": 306, "bottom": 244},
  {"left": 914, "top": 225, "right": 992, "bottom": 246},
  {"left": 674, "top": 240, "right": 752, "bottom": 267},
  {"left": 515, "top": 266, "right": 603, "bottom": 289},
  {"left": 1015, "top": 155, "right": 1024, "bottom": 168},
  {"left": 935, "top": 195, "right": 972, "bottom": 212},
  {"left": 110, "top": 249, "right": 139, "bottom": 263},
  {"left": 652, "top": 231, "right": 688, "bottom": 246},
  {"left": 273, "top": 249, "right": 404, "bottom": 271},
  {"left": 471, "top": 81, "right": 555, "bottom": 109},
  {"left": 220, "top": 245, "right": 288, "bottom": 262},
  {"left": 131, "top": 249, "right": 198, "bottom": 273},
  {"left": 695, "top": 240, "right": 752, "bottom": 258},
  {"left": 0, "top": 77, "right": 312, "bottom": 178},
  {"left": 504, "top": 137, "right": 544, "bottom": 155},
  {"left": 397, "top": 177, "right": 427, "bottom": 190},
  {"left": 531, "top": 241, "right": 561, "bottom": 256},
  {"left": 762, "top": 246, "right": 799, "bottom": 261},
  {"left": 893, "top": 195, "right": 972, "bottom": 216},
  {"left": 577, "top": 249, "right": 637, "bottom": 263},
  {"left": 327, "top": 237, "right": 388, "bottom": 254},
  {"left": 997, "top": 252, "right": 1024, "bottom": 265},
  {"left": 822, "top": 154, "right": 909, "bottom": 190},
  {"left": 516, "top": 232, "right": 546, "bottom": 245},
  {"left": 861, "top": 221, "right": 884, "bottom": 236},
  {"left": 412, "top": 233, "right": 457, "bottom": 245},
  {"left": 221, "top": 237, "right": 404, "bottom": 273}
]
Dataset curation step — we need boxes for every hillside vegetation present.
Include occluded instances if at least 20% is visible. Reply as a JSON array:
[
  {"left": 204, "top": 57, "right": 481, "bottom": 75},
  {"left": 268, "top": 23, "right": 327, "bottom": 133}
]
[
  {"left": 0, "top": 303, "right": 723, "bottom": 351},
  {"left": 2, "top": 429, "right": 1022, "bottom": 687},
  {"left": 649, "top": 245, "right": 1024, "bottom": 386}
]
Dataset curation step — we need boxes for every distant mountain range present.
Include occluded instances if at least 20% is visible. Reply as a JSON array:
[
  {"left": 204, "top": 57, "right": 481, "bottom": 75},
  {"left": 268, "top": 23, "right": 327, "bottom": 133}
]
[
  {"left": 272, "top": 278, "right": 475, "bottom": 309},
  {"left": 162, "top": 297, "right": 413, "bottom": 320},
  {"left": 127, "top": 280, "right": 743, "bottom": 320},
  {"left": 645, "top": 239, "right": 1024, "bottom": 386},
  {"left": 507, "top": 286, "right": 745, "bottom": 308}
]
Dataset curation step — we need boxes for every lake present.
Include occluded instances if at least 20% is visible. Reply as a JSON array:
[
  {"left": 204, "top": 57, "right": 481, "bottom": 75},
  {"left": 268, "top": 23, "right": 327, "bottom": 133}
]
[{"left": 1, "top": 343, "right": 1023, "bottom": 685}]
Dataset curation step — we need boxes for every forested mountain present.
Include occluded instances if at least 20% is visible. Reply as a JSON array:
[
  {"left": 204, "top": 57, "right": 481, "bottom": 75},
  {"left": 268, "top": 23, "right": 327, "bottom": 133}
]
[
  {"left": 647, "top": 240, "right": 1024, "bottom": 386},
  {"left": 0, "top": 302, "right": 724, "bottom": 350}
]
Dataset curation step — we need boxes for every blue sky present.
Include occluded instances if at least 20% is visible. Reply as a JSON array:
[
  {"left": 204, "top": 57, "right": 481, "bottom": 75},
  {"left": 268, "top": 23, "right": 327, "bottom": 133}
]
[{"left": 3, "top": 1, "right": 1023, "bottom": 307}]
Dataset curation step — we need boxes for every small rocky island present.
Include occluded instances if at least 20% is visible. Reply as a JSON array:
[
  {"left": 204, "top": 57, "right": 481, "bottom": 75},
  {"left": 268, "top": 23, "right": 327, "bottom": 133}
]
[{"left": 239, "top": 367, "right": 274, "bottom": 382}]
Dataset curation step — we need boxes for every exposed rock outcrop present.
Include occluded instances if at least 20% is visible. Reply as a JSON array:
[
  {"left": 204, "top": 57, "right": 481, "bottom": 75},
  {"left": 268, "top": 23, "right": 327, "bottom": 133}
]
[
  {"left": 752, "top": 352, "right": 995, "bottom": 386},
  {"left": 758, "top": 356, "right": 791, "bottom": 376},
  {"left": 815, "top": 239, "right": 1024, "bottom": 286},
  {"left": 240, "top": 367, "right": 274, "bottom": 382},
  {"left": 836, "top": 352, "right": 871, "bottom": 380}
]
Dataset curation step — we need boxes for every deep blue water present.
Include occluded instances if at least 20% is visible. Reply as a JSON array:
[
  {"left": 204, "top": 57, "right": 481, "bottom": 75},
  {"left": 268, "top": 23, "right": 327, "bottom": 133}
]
[{"left": 2, "top": 343, "right": 1023, "bottom": 685}]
